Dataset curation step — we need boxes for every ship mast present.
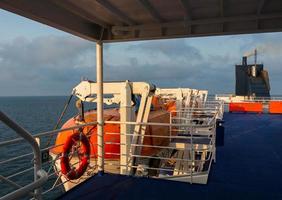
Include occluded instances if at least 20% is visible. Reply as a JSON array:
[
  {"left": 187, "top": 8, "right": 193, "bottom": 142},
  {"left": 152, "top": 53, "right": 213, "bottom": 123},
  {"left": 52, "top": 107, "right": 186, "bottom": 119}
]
[{"left": 254, "top": 48, "right": 257, "bottom": 66}]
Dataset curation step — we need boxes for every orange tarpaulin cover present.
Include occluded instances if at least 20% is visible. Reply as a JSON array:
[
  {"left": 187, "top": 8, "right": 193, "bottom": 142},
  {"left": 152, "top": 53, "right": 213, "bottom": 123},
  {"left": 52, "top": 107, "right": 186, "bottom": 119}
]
[
  {"left": 50, "top": 109, "right": 171, "bottom": 158},
  {"left": 229, "top": 102, "right": 263, "bottom": 113}
]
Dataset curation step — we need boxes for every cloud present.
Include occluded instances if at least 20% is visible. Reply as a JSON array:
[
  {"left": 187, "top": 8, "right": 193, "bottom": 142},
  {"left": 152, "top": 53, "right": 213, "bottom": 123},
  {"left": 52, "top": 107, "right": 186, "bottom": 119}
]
[
  {"left": 0, "top": 36, "right": 93, "bottom": 67},
  {"left": 0, "top": 35, "right": 238, "bottom": 96},
  {"left": 1, "top": 33, "right": 281, "bottom": 96},
  {"left": 107, "top": 38, "right": 239, "bottom": 93},
  {"left": 127, "top": 39, "right": 202, "bottom": 64},
  {"left": 104, "top": 40, "right": 235, "bottom": 94},
  {"left": 0, "top": 35, "right": 95, "bottom": 95}
]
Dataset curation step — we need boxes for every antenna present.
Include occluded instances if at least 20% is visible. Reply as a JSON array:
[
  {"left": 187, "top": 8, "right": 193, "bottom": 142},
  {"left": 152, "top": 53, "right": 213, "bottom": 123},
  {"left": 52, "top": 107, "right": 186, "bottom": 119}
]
[{"left": 254, "top": 48, "right": 257, "bottom": 66}]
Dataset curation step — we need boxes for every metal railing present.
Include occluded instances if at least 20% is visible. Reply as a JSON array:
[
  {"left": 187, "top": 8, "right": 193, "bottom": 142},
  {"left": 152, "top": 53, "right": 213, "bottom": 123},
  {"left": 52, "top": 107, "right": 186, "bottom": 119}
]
[
  {"left": 0, "top": 116, "right": 99, "bottom": 199},
  {"left": 0, "top": 111, "right": 48, "bottom": 200},
  {"left": 0, "top": 99, "right": 224, "bottom": 198},
  {"left": 215, "top": 94, "right": 282, "bottom": 103},
  {"left": 102, "top": 106, "right": 218, "bottom": 184}
]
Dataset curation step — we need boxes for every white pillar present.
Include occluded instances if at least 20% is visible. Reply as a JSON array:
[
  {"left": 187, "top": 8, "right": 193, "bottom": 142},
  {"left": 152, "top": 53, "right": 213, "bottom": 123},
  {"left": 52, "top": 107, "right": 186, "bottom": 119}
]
[
  {"left": 96, "top": 41, "right": 104, "bottom": 173},
  {"left": 120, "top": 81, "right": 134, "bottom": 174}
]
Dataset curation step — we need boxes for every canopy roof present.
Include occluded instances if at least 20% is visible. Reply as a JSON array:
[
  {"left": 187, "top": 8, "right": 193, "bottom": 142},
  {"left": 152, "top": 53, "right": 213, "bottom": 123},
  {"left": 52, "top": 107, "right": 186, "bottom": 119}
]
[{"left": 1, "top": 0, "right": 282, "bottom": 42}]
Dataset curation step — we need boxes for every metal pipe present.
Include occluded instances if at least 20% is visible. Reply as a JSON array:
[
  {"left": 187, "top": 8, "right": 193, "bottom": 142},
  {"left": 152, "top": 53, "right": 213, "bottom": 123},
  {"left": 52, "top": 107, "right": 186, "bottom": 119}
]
[
  {"left": 0, "top": 111, "right": 46, "bottom": 199},
  {"left": 0, "top": 115, "right": 217, "bottom": 148},
  {"left": 104, "top": 120, "right": 214, "bottom": 128},
  {"left": 96, "top": 41, "right": 104, "bottom": 173},
  {"left": 0, "top": 121, "right": 98, "bottom": 147},
  {"left": 0, "top": 170, "right": 48, "bottom": 200},
  {"left": 0, "top": 175, "right": 35, "bottom": 197},
  {"left": 0, "top": 175, "right": 22, "bottom": 190},
  {"left": 0, "top": 152, "right": 33, "bottom": 165},
  {"left": 242, "top": 56, "right": 247, "bottom": 66}
]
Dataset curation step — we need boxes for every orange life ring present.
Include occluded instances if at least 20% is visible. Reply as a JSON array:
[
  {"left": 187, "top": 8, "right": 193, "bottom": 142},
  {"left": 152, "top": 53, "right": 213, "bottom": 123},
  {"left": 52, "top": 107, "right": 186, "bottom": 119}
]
[{"left": 60, "top": 131, "right": 90, "bottom": 180}]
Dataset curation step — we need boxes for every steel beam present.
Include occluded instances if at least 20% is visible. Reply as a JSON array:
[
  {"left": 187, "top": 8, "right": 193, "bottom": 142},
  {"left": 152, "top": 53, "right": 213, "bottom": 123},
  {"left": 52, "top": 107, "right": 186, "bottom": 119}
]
[
  {"left": 52, "top": 0, "right": 109, "bottom": 28},
  {"left": 138, "top": 0, "right": 164, "bottom": 23},
  {"left": 180, "top": 0, "right": 192, "bottom": 20},
  {"left": 256, "top": 0, "right": 265, "bottom": 29},
  {"left": 220, "top": 0, "right": 225, "bottom": 17},
  {"left": 219, "top": 0, "right": 225, "bottom": 32},
  {"left": 0, "top": 0, "right": 102, "bottom": 42},
  {"left": 96, "top": 0, "right": 137, "bottom": 25},
  {"left": 110, "top": 18, "right": 282, "bottom": 42},
  {"left": 257, "top": 0, "right": 265, "bottom": 15},
  {"left": 112, "top": 13, "right": 282, "bottom": 32}
]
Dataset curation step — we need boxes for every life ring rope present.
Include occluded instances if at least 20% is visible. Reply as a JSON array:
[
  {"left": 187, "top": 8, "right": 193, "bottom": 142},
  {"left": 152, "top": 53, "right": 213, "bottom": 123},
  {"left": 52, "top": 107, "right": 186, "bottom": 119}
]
[{"left": 60, "top": 130, "right": 90, "bottom": 180}]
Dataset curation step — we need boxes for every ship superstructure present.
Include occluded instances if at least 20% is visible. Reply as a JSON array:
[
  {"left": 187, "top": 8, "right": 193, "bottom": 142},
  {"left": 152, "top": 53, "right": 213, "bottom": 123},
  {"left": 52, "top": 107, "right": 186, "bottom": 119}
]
[
  {"left": 236, "top": 49, "right": 270, "bottom": 98},
  {"left": 215, "top": 49, "right": 276, "bottom": 106}
]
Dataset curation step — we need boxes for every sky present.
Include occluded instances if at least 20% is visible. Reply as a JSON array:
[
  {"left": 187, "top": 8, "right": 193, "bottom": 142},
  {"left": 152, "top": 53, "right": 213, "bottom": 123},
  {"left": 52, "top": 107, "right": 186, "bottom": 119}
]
[{"left": 0, "top": 9, "right": 282, "bottom": 96}]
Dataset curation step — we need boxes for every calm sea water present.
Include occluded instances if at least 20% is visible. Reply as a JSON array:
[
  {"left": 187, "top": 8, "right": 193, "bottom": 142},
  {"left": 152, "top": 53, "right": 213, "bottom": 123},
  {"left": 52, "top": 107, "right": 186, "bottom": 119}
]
[{"left": 0, "top": 96, "right": 91, "bottom": 199}]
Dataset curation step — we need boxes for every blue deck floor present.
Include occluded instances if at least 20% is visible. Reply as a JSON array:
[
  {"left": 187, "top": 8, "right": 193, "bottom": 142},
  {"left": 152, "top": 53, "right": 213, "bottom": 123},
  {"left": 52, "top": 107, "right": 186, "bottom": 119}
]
[{"left": 58, "top": 113, "right": 282, "bottom": 200}]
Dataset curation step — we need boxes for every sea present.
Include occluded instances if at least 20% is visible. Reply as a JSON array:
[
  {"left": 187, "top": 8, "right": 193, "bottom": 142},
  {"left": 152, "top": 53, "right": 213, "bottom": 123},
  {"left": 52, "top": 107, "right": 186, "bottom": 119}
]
[{"left": 0, "top": 96, "right": 90, "bottom": 199}]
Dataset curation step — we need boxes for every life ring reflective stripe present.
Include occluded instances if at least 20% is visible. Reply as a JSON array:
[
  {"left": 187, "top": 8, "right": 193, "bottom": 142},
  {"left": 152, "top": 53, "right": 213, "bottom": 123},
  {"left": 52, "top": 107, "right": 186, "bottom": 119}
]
[{"left": 60, "top": 131, "right": 90, "bottom": 180}]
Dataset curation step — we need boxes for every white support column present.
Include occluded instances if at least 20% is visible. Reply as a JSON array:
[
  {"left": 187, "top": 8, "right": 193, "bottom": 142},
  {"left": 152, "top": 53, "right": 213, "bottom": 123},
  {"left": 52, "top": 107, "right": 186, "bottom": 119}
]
[
  {"left": 120, "top": 81, "right": 134, "bottom": 174},
  {"left": 96, "top": 41, "right": 104, "bottom": 173}
]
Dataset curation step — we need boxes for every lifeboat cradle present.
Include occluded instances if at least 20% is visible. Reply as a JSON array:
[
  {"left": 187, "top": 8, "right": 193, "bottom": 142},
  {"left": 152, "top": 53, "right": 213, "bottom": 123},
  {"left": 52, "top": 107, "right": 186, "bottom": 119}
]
[
  {"left": 0, "top": 80, "right": 224, "bottom": 199},
  {"left": 49, "top": 80, "right": 224, "bottom": 191}
]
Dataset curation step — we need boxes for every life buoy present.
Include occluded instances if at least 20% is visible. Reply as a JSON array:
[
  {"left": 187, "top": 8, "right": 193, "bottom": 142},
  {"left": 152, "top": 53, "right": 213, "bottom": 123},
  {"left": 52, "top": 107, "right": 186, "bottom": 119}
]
[{"left": 60, "top": 131, "right": 90, "bottom": 180}]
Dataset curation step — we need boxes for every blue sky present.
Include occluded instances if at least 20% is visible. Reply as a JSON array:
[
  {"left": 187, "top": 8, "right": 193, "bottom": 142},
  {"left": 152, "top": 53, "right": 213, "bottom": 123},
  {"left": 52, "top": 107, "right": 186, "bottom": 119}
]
[{"left": 0, "top": 9, "right": 282, "bottom": 96}]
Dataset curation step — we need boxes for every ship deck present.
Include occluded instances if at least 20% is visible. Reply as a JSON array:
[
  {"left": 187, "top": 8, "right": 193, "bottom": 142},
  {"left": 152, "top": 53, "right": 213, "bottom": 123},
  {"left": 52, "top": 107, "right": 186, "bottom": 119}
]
[{"left": 58, "top": 113, "right": 282, "bottom": 200}]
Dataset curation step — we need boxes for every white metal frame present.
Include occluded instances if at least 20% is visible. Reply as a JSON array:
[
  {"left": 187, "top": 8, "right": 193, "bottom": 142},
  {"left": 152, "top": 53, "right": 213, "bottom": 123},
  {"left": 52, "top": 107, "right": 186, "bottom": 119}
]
[
  {"left": 73, "top": 80, "right": 155, "bottom": 174},
  {"left": 215, "top": 94, "right": 282, "bottom": 103}
]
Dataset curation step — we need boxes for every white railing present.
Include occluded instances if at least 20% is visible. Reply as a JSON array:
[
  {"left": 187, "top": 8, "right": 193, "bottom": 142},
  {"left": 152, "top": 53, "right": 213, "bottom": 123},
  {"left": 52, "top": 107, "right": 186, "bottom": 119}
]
[
  {"left": 0, "top": 111, "right": 48, "bottom": 200},
  {"left": 0, "top": 119, "right": 99, "bottom": 199},
  {"left": 0, "top": 99, "right": 224, "bottom": 199},
  {"left": 215, "top": 94, "right": 282, "bottom": 103},
  {"left": 101, "top": 105, "right": 219, "bottom": 184}
]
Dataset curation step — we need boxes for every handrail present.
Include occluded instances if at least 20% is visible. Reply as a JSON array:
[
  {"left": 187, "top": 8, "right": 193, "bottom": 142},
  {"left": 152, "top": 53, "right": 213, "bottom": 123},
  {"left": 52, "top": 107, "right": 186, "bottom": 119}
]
[
  {"left": 0, "top": 170, "right": 48, "bottom": 200},
  {"left": 0, "top": 98, "right": 223, "bottom": 197},
  {"left": 0, "top": 117, "right": 216, "bottom": 148},
  {"left": 0, "top": 111, "right": 48, "bottom": 200},
  {"left": 0, "top": 121, "right": 98, "bottom": 147},
  {"left": 215, "top": 94, "right": 282, "bottom": 101}
]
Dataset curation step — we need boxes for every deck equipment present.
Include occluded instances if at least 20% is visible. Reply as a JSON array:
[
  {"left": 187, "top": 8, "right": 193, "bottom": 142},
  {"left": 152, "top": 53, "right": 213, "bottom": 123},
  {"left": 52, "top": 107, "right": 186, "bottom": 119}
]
[{"left": 1, "top": 0, "right": 282, "bottom": 199}]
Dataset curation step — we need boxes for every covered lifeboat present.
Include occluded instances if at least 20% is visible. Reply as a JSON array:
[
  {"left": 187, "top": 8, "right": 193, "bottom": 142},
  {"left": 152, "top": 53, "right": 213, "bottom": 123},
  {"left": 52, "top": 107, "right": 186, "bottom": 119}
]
[{"left": 50, "top": 97, "right": 177, "bottom": 160}]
